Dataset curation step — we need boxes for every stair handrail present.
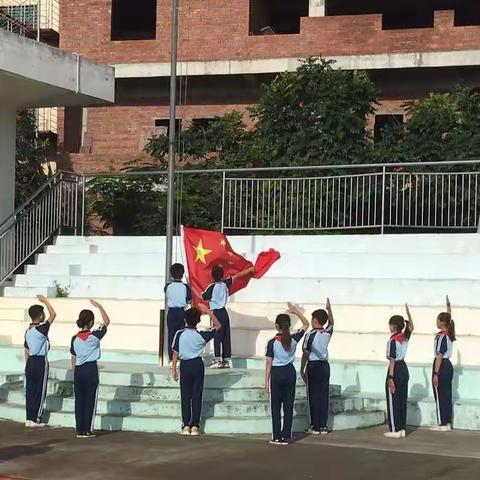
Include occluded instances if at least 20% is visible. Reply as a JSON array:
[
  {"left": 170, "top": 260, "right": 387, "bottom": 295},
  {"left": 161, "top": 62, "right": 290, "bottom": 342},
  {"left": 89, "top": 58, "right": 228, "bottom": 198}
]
[{"left": 0, "top": 171, "right": 61, "bottom": 236}]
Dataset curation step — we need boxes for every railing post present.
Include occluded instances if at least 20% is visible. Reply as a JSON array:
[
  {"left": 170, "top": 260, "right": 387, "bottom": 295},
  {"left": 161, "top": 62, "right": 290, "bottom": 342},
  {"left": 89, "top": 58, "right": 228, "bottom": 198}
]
[
  {"left": 81, "top": 175, "right": 86, "bottom": 237},
  {"left": 58, "top": 172, "right": 63, "bottom": 235},
  {"left": 381, "top": 165, "right": 386, "bottom": 235},
  {"left": 37, "top": 0, "right": 41, "bottom": 41},
  {"left": 221, "top": 171, "right": 226, "bottom": 232}
]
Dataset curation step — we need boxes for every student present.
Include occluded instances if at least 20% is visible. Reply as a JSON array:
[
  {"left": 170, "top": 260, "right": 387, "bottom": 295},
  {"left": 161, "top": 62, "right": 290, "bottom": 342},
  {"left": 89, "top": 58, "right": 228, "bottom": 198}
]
[
  {"left": 171, "top": 304, "right": 221, "bottom": 436},
  {"left": 300, "top": 298, "right": 334, "bottom": 435},
  {"left": 431, "top": 295, "right": 456, "bottom": 432},
  {"left": 265, "top": 303, "right": 309, "bottom": 445},
  {"left": 164, "top": 263, "right": 192, "bottom": 362},
  {"left": 24, "top": 295, "right": 56, "bottom": 427},
  {"left": 385, "top": 303, "right": 414, "bottom": 439},
  {"left": 70, "top": 299, "right": 110, "bottom": 439},
  {"left": 196, "top": 264, "right": 254, "bottom": 369}
]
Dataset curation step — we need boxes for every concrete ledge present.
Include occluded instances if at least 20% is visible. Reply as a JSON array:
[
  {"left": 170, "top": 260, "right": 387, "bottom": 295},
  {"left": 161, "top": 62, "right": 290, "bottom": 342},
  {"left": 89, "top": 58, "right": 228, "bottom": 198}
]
[
  {"left": 0, "top": 29, "right": 114, "bottom": 108},
  {"left": 114, "top": 50, "right": 480, "bottom": 78}
]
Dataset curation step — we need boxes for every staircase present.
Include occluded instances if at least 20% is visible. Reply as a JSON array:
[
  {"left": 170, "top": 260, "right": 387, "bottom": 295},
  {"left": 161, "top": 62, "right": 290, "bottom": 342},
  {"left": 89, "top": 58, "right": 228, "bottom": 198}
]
[
  {"left": 2, "top": 233, "right": 480, "bottom": 432},
  {"left": 0, "top": 360, "right": 385, "bottom": 433}
]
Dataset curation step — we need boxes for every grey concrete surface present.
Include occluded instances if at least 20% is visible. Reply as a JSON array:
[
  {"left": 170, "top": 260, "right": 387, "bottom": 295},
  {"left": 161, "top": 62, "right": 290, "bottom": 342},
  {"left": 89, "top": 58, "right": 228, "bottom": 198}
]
[{"left": 0, "top": 421, "right": 479, "bottom": 480}]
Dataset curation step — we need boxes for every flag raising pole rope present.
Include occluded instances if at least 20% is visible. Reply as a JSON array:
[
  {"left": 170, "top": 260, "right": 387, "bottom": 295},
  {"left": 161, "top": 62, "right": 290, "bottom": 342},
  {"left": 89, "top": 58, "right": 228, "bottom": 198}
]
[{"left": 163, "top": 0, "right": 179, "bottom": 365}]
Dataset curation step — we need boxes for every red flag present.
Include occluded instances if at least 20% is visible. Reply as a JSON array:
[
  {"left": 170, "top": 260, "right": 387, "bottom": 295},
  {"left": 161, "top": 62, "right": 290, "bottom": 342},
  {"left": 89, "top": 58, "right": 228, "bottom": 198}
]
[{"left": 182, "top": 226, "right": 280, "bottom": 302}]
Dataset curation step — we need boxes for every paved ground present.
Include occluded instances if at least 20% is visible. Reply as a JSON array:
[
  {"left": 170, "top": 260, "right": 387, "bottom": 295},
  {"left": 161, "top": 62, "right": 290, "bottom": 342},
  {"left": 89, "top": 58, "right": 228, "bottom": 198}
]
[{"left": 1, "top": 421, "right": 479, "bottom": 480}]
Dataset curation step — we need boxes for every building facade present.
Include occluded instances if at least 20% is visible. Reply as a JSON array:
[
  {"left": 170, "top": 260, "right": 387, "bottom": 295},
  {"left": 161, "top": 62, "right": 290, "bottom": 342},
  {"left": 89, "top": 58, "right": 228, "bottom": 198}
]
[{"left": 56, "top": 0, "right": 480, "bottom": 172}]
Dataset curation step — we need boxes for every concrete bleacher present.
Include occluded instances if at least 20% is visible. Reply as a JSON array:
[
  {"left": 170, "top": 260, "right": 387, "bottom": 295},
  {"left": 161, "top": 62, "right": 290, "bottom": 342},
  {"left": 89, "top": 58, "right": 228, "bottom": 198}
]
[{"left": 1, "top": 233, "right": 480, "bottom": 433}]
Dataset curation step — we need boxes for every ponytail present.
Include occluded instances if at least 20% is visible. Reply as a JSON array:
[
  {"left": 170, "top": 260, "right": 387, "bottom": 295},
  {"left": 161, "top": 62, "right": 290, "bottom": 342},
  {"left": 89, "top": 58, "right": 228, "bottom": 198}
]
[
  {"left": 438, "top": 312, "right": 456, "bottom": 341},
  {"left": 404, "top": 320, "right": 412, "bottom": 340},
  {"left": 276, "top": 314, "right": 292, "bottom": 351}
]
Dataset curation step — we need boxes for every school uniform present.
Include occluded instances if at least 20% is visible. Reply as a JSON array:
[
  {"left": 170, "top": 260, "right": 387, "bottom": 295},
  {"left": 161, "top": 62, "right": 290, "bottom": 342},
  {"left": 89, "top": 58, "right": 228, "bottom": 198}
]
[
  {"left": 172, "top": 326, "right": 216, "bottom": 428},
  {"left": 202, "top": 278, "right": 232, "bottom": 361},
  {"left": 70, "top": 325, "right": 107, "bottom": 434},
  {"left": 266, "top": 329, "right": 306, "bottom": 442},
  {"left": 303, "top": 325, "right": 333, "bottom": 431},
  {"left": 433, "top": 331, "right": 454, "bottom": 426},
  {"left": 24, "top": 322, "right": 50, "bottom": 423},
  {"left": 385, "top": 333, "right": 410, "bottom": 433},
  {"left": 164, "top": 280, "right": 192, "bottom": 360}
]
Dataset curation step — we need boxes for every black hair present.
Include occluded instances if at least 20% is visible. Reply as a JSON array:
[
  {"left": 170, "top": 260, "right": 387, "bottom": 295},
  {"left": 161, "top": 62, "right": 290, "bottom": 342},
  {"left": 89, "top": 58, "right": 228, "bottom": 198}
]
[
  {"left": 389, "top": 315, "right": 412, "bottom": 340},
  {"left": 212, "top": 265, "right": 224, "bottom": 282},
  {"left": 438, "top": 312, "right": 456, "bottom": 341},
  {"left": 77, "top": 309, "right": 95, "bottom": 329},
  {"left": 185, "top": 308, "right": 201, "bottom": 328},
  {"left": 28, "top": 305, "right": 44, "bottom": 322},
  {"left": 312, "top": 309, "right": 329, "bottom": 326},
  {"left": 170, "top": 263, "right": 185, "bottom": 280},
  {"left": 275, "top": 314, "right": 292, "bottom": 351}
]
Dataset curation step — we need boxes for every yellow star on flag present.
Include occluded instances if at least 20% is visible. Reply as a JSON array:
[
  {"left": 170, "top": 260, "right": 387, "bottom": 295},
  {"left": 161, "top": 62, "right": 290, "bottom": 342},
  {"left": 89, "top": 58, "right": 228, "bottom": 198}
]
[
  {"left": 194, "top": 239, "right": 212, "bottom": 264},
  {"left": 220, "top": 239, "right": 227, "bottom": 247}
]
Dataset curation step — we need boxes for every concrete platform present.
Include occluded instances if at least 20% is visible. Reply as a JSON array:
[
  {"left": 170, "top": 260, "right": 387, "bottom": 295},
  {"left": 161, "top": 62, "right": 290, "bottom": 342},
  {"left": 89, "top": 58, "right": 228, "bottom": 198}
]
[{"left": 0, "top": 421, "right": 480, "bottom": 480}]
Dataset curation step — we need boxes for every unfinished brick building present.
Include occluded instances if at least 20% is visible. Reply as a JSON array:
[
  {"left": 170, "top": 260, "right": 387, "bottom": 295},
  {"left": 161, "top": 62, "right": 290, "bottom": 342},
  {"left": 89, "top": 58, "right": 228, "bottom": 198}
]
[{"left": 57, "top": 0, "right": 480, "bottom": 172}]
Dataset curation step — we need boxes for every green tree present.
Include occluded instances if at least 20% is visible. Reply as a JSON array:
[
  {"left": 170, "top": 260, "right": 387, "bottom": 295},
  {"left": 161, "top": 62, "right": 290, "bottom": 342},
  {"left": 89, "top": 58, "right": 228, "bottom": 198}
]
[
  {"left": 251, "top": 58, "right": 378, "bottom": 167},
  {"left": 15, "top": 110, "right": 48, "bottom": 205},
  {"left": 375, "top": 89, "right": 480, "bottom": 166}
]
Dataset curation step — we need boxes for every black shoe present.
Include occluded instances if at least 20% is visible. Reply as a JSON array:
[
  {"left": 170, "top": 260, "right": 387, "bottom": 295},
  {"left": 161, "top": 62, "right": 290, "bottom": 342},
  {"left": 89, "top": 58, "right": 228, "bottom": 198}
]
[
  {"left": 320, "top": 427, "right": 329, "bottom": 435},
  {"left": 85, "top": 432, "right": 96, "bottom": 438},
  {"left": 269, "top": 439, "right": 284, "bottom": 446},
  {"left": 280, "top": 438, "right": 290, "bottom": 445},
  {"left": 76, "top": 432, "right": 88, "bottom": 438}
]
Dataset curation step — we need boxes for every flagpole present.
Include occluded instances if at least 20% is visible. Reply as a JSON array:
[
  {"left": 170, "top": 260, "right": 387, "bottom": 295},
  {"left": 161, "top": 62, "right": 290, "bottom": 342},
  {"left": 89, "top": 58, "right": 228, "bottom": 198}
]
[{"left": 163, "top": 0, "right": 179, "bottom": 366}]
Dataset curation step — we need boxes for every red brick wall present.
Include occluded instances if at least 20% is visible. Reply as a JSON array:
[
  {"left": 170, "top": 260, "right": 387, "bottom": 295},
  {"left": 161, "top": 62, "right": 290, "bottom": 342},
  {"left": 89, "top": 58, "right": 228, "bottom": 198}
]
[
  {"left": 60, "top": 5, "right": 480, "bottom": 64},
  {"left": 64, "top": 103, "right": 253, "bottom": 172}
]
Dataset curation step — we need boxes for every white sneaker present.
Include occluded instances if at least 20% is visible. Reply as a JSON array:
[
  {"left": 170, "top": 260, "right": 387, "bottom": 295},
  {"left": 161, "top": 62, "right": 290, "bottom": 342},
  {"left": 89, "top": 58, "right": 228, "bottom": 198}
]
[
  {"left": 222, "top": 361, "right": 231, "bottom": 369},
  {"left": 384, "top": 431, "right": 402, "bottom": 439},
  {"left": 430, "top": 425, "right": 452, "bottom": 432},
  {"left": 181, "top": 426, "right": 191, "bottom": 436},
  {"left": 190, "top": 426, "right": 201, "bottom": 436},
  {"left": 26, "top": 421, "right": 46, "bottom": 428},
  {"left": 209, "top": 361, "right": 224, "bottom": 369},
  {"left": 401, "top": 430, "right": 406, "bottom": 438}
]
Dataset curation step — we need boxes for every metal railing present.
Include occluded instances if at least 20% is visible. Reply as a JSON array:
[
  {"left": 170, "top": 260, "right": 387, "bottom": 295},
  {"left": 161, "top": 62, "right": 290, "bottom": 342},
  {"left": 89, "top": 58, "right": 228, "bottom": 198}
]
[
  {"left": 0, "top": 0, "right": 59, "bottom": 38},
  {"left": 0, "top": 173, "right": 80, "bottom": 284},
  {"left": 1, "top": 160, "right": 479, "bottom": 284},
  {"left": 221, "top": 161, "right": 480, "bottom": 233},
  {"left": 0, "top": 8, "right": 35, "bottom": 37}
]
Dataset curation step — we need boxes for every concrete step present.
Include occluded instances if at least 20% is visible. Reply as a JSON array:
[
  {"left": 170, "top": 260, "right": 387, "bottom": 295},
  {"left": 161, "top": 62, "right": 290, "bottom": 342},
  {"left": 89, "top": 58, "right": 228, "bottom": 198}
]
[
  {"left": 0, "top": 400, "right": 384, "bottom": 433},
  {"left": 53, "top": 234, "right": 480, "bottom": 255},
  {"left": 0, "top": 308, "right": 26, "bottom": 321},
  {"left": 0, "top": 372, "right": 23, "bottom": 386},
  {"left": 343, "top": 392, "right": 480, "bottom": 431},
  {"left": 27, "top": 252, "right": 480, "bottom": 279},
  {"left": 43, "top": 379, "right": 341, "bottom": 402},
  {"left": 6, "top": 276, "right": 480, "bottom": 307},
  {"left": 1, "top": 386, "right": 364, "bottom": 418}
]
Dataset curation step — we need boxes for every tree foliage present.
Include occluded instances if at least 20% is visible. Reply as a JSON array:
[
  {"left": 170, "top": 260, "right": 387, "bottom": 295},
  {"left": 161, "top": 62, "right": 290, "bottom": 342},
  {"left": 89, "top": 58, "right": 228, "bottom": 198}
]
[
  {"left": 15, "top": 110, "right": 48, "bottom": 206},
  {"left": 375, "top": 89, "right": 480, "bottom": 167}
]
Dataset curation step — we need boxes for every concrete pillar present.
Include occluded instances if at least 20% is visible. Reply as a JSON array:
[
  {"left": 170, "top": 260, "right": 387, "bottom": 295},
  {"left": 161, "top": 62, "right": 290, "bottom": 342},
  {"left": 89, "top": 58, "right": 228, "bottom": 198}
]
[
  {"left": 309, "top": 0, "right": 326, "bottom": 17},
  {"left": 0, "top": 106, "right": 16, "bottom": 225}
]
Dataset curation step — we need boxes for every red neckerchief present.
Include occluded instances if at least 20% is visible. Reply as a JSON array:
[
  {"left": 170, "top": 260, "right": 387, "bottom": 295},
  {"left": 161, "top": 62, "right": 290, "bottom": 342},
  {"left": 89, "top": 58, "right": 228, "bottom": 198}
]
[
  {"left": 436, "top": 329, "right": 449, "bottom": 338},
  {"left": 274, "top": 334, "right": 283, "bottom": 342},
  {"left": 77, "top": 330, "right": 92, "bottom": 341},
  {"left": 314, "top": 326, "right": 329, "bottom": 334},
  {"left": 391, "top": 333, "right": 406, "bottom": 343}
]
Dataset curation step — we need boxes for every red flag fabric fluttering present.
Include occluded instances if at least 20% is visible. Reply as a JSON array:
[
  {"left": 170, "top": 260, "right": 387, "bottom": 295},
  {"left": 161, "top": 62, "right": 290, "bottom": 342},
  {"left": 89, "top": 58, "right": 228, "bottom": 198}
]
[{"left": 182, "top": 226, "right": 280, "bottom": 302}]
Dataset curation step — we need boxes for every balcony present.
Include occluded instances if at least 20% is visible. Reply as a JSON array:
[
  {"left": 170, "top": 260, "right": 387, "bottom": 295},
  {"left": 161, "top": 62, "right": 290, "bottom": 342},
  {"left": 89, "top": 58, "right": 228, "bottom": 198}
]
[{"left": 0, "top": 0, "right": 59, "bottom": 44}]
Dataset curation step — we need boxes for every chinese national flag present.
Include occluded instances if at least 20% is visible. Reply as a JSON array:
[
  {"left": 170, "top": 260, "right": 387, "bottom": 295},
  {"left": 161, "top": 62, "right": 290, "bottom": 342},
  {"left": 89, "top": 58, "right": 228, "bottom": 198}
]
[{"left": 182, "top": 226, "right": 280, "bottom": 302}]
